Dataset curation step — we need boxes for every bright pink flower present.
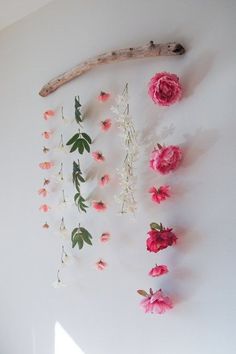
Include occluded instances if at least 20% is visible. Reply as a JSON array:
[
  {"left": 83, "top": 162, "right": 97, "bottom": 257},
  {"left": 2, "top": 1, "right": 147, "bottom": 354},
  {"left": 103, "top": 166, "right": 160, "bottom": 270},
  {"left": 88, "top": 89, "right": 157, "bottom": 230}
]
[
  {"left": 98, "top": 91, "right": 110, "bottom": 102},
  {"left": 139, "top": 289, "right": 173, "bottom": 314},
  {"left": 39, "top": 161, "right": 54, "bottom": 170},
  {"left": 100, "top": 118, "right": 112, "bottom": 132},
  {"left": 146, "top": 227, "right": 177, "bottom": 253},
  {"left": 150, "top": 145, "right": 182, "bottom": 174},
  {"left": 99, "top": 174, "right": 110, "bottom": 187},
  {"left": 39, "top": 204, "right": 50, "bottom": 212},
  {"left": 43, "top": 110, "right": 55, "bottom": 120},
  {"left": 96, "top": 259, "right": 107, "bottom": 270},
  {"left": 92, "top": 201, "right": 107, "bottom": 211},
  {"left": 149, "top": 185, "right": 170, "bottom": 204},
  {"left": 100, "top": 232, "right": 111, "bottom": 243},
  {"left": 42, "top": 131, "right": 53, "bottom": 139},
  {"left": 92, "top": 151, "right": 105, "bottom": 162},
  {"left": 149, "top": 265, "right": 168, "bottom": 277},
  {"left": 148, "top": 72, "right": 182, "bottom": 106},
  {"left": 38, "top": 188, "right": 48, "bottom": 197}
]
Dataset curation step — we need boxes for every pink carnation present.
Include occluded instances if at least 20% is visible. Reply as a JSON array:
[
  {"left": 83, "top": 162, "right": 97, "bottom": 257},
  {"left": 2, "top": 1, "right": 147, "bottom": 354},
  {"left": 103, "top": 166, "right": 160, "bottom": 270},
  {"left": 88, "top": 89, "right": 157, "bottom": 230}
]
[
  {"left": 149, "top": 265, "right": 168, "bottom": 277},
  {"left": 98, "top": 91, "right": 110, "bottom": 102},
  {"left": 100, "top": 118, "right": 112, "bottom": 132},
  {"left": 96, "top": 259, "right": 107, "bottom": 270},
  {"left": 148, "top": 72, "right": 182, "bottom": 106},
  {"left": 92, "top": 201, "right": 107, "bottom": 211},
  {"left": 39, "top": 161, "right": 54, "bottom": 170},
  {"left": 149, "top": 185, "right": 170, "bottom": 204},
  {"left": 43, "top": 110, "right": 55, "bottom": 120},
  {"left": 150, "top": 145, "right": 182, "bottom": 174},
  {"left": 139, "top": 289, "right": 173, "bottom": 314},
  {"left": 42, "top": 131, "right": 53, "bottom": 139},
  {"left": 100, "top": 232, "right": 111, "bottom": 243},
  {"left": 39, "top": 204, "right": 50, "bottom": 212},
  {"left": 146, "top": 227, "right": 177, "bottom": 253},
  {"left": 92, "top": 151, "right": 105, "bottom": 162},
  {"left": 99, "top": 174, "right": 110, "bottom": 187},
  {"left": 38, "top": 188, "right": 48, "bottom": 197}
]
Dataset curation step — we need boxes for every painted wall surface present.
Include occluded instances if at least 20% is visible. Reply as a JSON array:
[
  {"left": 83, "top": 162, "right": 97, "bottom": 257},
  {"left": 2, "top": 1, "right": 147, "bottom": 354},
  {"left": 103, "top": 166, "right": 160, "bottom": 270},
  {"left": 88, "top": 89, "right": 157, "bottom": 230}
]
[{"left": 0, "top": 1, "right": 236, "bottom": 354}]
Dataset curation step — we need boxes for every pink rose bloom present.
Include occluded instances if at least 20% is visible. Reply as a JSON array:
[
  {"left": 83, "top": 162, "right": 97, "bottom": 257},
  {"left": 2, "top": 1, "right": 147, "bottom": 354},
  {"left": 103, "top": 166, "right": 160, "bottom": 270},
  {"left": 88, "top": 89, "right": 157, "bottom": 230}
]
[
  {"left": 92, "top": 151, "right": 105, "bottom": 162},
  {"left": 146, "top": 228, "right": 177, "bottom": 253},
  {"left": 149, "top": 265, "right": 168, "bottom": 277},
  {"left": 150, "top": 145, "right": 182, "bottom": 174},
  {"left": 99, "top": 174, "right": 110, "bottom": 187},
  {"left": 38, "top": 188, "right": 48, "bottom": 197},
  {"left": 39, "top": 161, "right": 54, "bottom": 170},
  {"left": 148, "top": 72, "right": 182, "bottom": 106},
  {"left": 100, "top": 118, "right": 112, "bottom": 132},
  {"left": 149, "top": 185, "right": 170, "bottom": 204},
  {"left": 98, "top": 91, "right": 111, "bottom": 102},
  {"left": 140, "top": 289, "right": 173, "bottom": 314},
  {"left": 43, "top": 110, "right": 55, "bottom": 120},
  {"left": 39, "top": 204, "right": 50, "bottom": 212},
  {"left": 42, "top": 131, "right": 53, "bottom": 139},
  {"left": 100, "top": 232, "right": 111, "bottom": 243},
  {"left": 92, "top": 201, "right": 107, "bottom": 211},
  {"left": 96, "top": 259, "right": 107, "bottom": 270}
]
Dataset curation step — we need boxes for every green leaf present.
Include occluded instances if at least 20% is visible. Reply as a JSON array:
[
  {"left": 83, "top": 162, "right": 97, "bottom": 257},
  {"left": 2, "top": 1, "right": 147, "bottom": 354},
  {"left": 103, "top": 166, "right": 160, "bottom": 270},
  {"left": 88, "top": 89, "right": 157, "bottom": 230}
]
[
  {"left": 71, "top": 228, "right": 78, "bottom": 238},
  {"left": 71, "top": 233, "right": 79, "bottom": 248},
  {"left": 70, "top": 141, "right": 78, "bottom": 153},
  {"left": 80, "top": 227, "right": 92, "bottom": 239},
  {"left": 150, "top": 222, "right": 161, "bottom": 230},
  {"left": 77, "top": 235, "right": 84, "bottom": 249},
  {"left": 81, "top": 133, "right": 92, "bottom": 144},
  {"left": 77, "top": 139, "right": 84, "bottom": 154},
  {"left": 137, "top": 289, "right": 149, "bottom": 297},
  {"left": 77, "top": 174, "right": 85, "bottom": 183},
  {"left": 75, "top": 96, "right": 82, "bottom": 124},
  {"left": 66, "top": 133, "right": 79, "bottom": 146},
  {"left": 82, "top": 139, "right": 90, "bottom": 153},
  {"left": 81, "top": 231, "right": 92, "bottom": 245}
]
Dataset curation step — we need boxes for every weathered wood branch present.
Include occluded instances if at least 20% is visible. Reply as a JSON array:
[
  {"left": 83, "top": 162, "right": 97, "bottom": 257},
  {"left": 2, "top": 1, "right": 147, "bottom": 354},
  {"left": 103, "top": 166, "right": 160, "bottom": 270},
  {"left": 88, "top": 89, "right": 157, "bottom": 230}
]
[{"left": 39, "top": 41, "right": 185, "bottom": 97}]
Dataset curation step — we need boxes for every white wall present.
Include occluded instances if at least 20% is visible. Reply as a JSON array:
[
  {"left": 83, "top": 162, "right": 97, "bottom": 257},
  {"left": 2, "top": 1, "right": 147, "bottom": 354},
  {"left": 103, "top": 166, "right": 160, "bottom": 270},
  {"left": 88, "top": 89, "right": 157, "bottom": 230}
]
[{"left": 0, "top": 1, "right": 236, "bottom": 354}]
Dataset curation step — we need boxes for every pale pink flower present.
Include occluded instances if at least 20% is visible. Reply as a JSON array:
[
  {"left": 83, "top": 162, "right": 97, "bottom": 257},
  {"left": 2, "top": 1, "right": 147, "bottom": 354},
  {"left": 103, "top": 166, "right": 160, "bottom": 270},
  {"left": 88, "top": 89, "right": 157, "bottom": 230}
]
[
  {"left": 139, "top": 288, "right": 173, "bottom": 314},
  {"left": 92, "top": 201, "right": 107, "bottom": 211},
  {"left": 148, "top": 72, "right": 182, "bottom": 106},
  {"left": 149, "top": 185, "right": 170, "bottom": 204},
  {"left": 92, "top": 151, "right": 105, "bottom": 162},
  {"left": 99, "top": 174, "right": 110, "bottom": 187},
  {"left": 98, "top": 91, "right": 110, "bottom": 102},
  {"left": 149, "top": 265, "right": 169, "bottom": 277},
  {"left": 39, "top": 204, "right": 50, "bottom": 212},
  {"left": 42, "top": 131, "right": 53, "bottom": 139},
  {"left": 150, "top": 145, "right": 182, "bottom": 174},
  {"left": 43, "top": 110, "right": 55, "bottom": 120},
  {"left": 96, "top": 259, "right": 107, "bottom": 270},
  {"left": 38, "top": 188, "right": 48, "bottom": 197},
  {"left": 100, "top": 118, "right": 112, "bottom": 132},
  {"left": 39, "top": 161, "right": 54, "bottom": 170},
  {"left": 100, "top": 232, "right": 111, "bottom": 243}
]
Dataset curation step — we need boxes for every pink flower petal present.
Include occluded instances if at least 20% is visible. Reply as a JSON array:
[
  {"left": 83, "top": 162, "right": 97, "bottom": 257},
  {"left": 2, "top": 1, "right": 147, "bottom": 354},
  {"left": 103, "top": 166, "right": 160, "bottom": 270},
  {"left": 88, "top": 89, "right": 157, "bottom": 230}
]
[
  {"left": 99, "top": 174, "right": 110, "bottom": 187},
  {"left": 148, "top": 265, "right": 169, "bottom": 277},
  {"left": 100, "top": 118, "right": 112, "bottom": 132},
  {"left": 39, "top": 204, "right": 50, "bottom": 212},
  {"left": 42, "top": 131, "right": 53, "bottom": 139},
  {"left": 92, "top": 201, "right": 107, "bottom": 211},
  {"left": 38, "top": 188, "right": 48, "bottom": 197},
  {"left": 149, "top": 185, "right": 170, "bottom": 204},
  {"left": 43, "top": 110, "right": 55, "bottom": 120},
  {"left": 100, "top": 232, "right": 111, "bottom": 243},
  {"left": 39, "top": 161, "right": 54, "bottom": 170},
  {"left": 92, "top": 151, "right": 105, "bottom": 162},
  {"left": 98, "top": 91, "right": 111, "bottom": 102},
  {"left": 96, "top": 259, "right": 107, "bottom": 270}
]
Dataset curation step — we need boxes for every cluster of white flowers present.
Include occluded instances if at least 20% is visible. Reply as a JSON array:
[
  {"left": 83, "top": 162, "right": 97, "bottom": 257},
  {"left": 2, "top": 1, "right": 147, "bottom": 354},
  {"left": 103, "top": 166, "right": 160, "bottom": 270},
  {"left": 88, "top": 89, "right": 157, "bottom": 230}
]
[{"left": 111, "top": 83, "right": 139, "bottom": 214}]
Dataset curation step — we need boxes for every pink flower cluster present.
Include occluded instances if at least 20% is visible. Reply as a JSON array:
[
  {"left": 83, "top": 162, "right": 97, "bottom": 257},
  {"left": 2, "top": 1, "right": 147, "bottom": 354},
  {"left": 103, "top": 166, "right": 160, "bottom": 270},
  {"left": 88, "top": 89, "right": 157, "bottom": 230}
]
[{"left": 139, "top": 289, "right": 173, "bottom": 314}]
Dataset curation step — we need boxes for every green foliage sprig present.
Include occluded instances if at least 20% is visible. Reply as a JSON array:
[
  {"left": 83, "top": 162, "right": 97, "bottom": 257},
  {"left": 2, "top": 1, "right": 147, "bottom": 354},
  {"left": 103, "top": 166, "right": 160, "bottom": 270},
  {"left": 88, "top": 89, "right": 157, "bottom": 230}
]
[
  {"left": 73, "top": 161, "right": 88, "bottom": 213},
  {"left": 71, "top": 226, "right": 92, "bottom": 249}
]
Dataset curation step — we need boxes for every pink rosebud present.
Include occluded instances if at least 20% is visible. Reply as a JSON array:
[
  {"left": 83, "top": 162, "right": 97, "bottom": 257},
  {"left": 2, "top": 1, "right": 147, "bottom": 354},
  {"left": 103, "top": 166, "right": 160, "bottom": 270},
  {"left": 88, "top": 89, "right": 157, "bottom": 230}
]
[
  {"left": 100, "top": 118, "right": 112, "bottom": 132},
  {"left": 39, "top": 161, "right": 54, "bottom": 170},
  {"left": 43, "top": 110, "right": 55, "bottom": 120},
  {"left": 150, "top": 145, "right": 182, "bottom": 174},
  {"left": 98, "top": 91, "right": 110, "bottom": 102},
  {"left": 92, "top": 151, "right": 105, "bottom": 162},
  {"left": 149, "top": 185, "right": 170, "bottom": 204},
  {"left": 42, "top": 131, "right": 53, "bottom": 139},
  {"left": 96, "top": 259, "right": 107, "bottom": 270},
  {"left": 149, "top": 265, "right": 168, "bottom": 277},
  {"left": 92, "top": 201, "right": 107, "bottom": 212},
  {"left": 146, "top": 227, "right": 177, "bottom": 253},
  {"left": 39, "top": 204, "right": 50, "bottom": 212},
  {"left": 148, "top": 72, "right": 182, "bottom": 106},
  {"left": 99, "top": 174, "right": 110, "bottom": 187},
  {"left": 139, "top": 288, "right": 173, "bottom": 314},
  {"left": 100, "top": 232, "right": 111, "bottom": 243},
  {"left": 38, "top": 188, "right": 48, "bottom": 197}
]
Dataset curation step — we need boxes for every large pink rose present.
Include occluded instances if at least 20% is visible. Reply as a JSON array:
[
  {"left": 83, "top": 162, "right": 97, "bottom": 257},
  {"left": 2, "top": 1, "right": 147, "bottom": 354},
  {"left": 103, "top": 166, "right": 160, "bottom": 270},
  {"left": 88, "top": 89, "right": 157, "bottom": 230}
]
[
  {"left": 148, "top": 72, "right": 182, "bottom": 106},
  {"left": 140, "top": 289, "right": 173, "bottom": 314},
  {"left": 146, "top": 228, "right": 177, "bottom": 253},
  {"left": 150, "top": 145, "right": 182, "bottom": 174}
]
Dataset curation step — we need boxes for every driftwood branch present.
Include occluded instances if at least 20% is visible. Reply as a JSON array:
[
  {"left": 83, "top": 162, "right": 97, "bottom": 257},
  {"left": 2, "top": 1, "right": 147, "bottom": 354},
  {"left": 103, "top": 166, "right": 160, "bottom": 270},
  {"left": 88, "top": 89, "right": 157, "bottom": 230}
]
[{"left": 39, "top": 41, "right": 185, "bottom": 97}]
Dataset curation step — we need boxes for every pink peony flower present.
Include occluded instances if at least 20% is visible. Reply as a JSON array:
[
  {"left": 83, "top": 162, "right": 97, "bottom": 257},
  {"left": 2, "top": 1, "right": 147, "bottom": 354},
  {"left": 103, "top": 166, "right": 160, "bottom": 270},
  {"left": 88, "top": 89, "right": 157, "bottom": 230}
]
[
  {"left": 43, "top": 110, "right": 55, "bottom": 120},
  {"left": 42, "top": 131, "right": 53, "bottom": 139},
  {"left": 146, "top": 226, "right": 177, "bottom": 253},
  {"left": 39, "top": 204, "right": 50, "bottom": 212},
  {"left": 98, "top": 91, "right": 110, "bottom": 102},
  {"left": 99, "top": 174, "right": 110, "bottom": 187},
  {"left": 150, "top": 145, "right": 182, "bottom": 174},
  {"left": 100, "top": 118, "right": 112, "bottom": 132},
  {"left": 100, "top": 232, "right": 111, "bottom": 243},
  {"left": 92, "top": 151, "right": 105, "bottom": 162},
  {"left": 38, "top": 188, "right": 48, "bottom": 197},
  {"left": 148, "top": 72, "right": 182, "bottom": 106},
  {"left": 139, "top": 289, "right": 173, "bottom": 314},
  {"left": 92, "top": 201, "right": 107, "bottom": 211},
  {"left": 149, "top": 265, "right": 169, "bottom": 277},
  {"left": 96, "top": 259, "right": 107, "bottom": 270},
  {"left": 39, "top": 161, "right": 54, "bottom": 170},
  {"left": 149, "top": 185, "right": 170, "bottom": 204}
]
